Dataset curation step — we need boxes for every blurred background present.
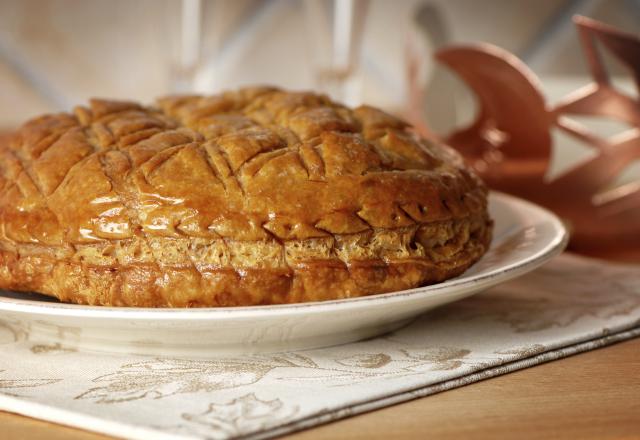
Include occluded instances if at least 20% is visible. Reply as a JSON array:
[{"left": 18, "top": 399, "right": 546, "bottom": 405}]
[{"left": 0, "top": 0, "right": 636, "bottom": 129}]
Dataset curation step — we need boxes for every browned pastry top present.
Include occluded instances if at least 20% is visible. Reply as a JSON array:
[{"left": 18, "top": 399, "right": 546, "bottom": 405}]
[{"left": 0, "top": 87, "right": 491, "bottom": 306}]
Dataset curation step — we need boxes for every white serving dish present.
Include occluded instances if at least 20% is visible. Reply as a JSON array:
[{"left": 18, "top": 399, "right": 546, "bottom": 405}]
[{"left": 0, "top": 192, "right": 568, "bottom": 356}]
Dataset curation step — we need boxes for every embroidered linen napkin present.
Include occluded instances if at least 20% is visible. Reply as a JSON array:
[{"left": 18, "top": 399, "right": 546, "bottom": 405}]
[{"left": 1, "top": 253, "right": 639, "bottom": 440}]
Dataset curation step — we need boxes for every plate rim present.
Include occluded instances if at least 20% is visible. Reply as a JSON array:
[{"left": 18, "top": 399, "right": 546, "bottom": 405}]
[{"left": 0, "top": 191, "right": 568, "bottom": 320}]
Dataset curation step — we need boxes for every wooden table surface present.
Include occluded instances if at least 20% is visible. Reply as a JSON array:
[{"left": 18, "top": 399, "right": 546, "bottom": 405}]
[{"left": 1, "top": 337, "right": 638, "bottom": 440}]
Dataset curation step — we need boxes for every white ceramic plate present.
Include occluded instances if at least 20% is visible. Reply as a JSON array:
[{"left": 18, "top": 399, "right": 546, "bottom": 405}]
[{"left": 0, "top": 192, "right": 567, "bottom": 356}]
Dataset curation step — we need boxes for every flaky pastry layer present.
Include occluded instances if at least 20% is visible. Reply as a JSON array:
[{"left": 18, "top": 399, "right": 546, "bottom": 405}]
[{"left": 0, "top": 87, "right": 492, "bottom": 306}]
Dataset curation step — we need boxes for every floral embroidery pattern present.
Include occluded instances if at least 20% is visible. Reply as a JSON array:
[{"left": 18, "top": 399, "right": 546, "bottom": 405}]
[
  {"left": 75, "top": 345, "right": 473, "bottom": 404},
  {"left": 441, "top": 262, "right": 640, "bottom": 332},
  {"left": 181, "top": 394, "right": 299, "bottom": 440},
  {"left": 30, "top": 343, "right": 76, "bottom": 354},
  {"left": 0, "top": 323, "right": 17, "bottom": 345},
  {"left": 74, "top": 358, "right": 288, "bottom": 403},
  {"left": 0, "top": 370, "right": 61, "bottom": 397}
]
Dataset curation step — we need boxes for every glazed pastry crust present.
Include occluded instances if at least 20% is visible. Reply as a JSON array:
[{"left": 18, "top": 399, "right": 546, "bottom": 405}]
[{"left": 0, "top": 87, "right": 492, "bottom": 307}]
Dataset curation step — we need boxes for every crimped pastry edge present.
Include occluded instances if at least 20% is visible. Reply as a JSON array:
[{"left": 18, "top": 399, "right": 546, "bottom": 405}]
[{"left": 0, "top": 216, "right": 491, "bottom": 307}]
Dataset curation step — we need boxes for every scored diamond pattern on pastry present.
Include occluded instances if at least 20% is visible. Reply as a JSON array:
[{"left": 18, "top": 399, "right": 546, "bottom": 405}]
[{"left": 0, "top": 87, "right": 491, "bottom": 306}]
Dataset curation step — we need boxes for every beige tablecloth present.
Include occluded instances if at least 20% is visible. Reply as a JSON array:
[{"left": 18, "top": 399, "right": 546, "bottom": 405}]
[{"left": 1, "top": 253, "right": 639, "bottom": 440}]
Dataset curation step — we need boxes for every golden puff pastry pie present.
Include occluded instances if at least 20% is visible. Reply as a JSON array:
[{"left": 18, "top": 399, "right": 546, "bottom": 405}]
[{"left": 0, "top": 87, "right": 492, "bottom": 307}]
